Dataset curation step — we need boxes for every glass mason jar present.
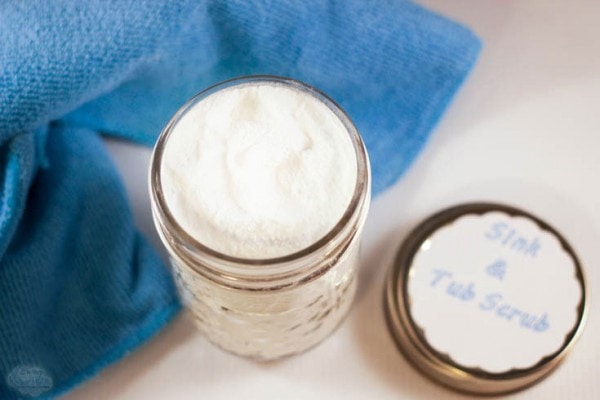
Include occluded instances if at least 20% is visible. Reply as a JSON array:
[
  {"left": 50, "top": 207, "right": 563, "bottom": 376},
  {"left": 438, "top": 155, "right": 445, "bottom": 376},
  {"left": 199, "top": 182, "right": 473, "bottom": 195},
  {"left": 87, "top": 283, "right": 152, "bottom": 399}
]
[{"left": 149, "top": 76, "right": 371, "bottom": 360}]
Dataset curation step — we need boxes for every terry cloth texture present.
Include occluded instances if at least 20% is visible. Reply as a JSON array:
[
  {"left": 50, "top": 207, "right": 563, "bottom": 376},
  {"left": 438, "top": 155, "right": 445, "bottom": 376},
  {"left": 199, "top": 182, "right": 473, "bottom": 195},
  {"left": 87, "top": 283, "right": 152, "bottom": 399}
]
[{"left": 0, "top": 1, "right": 480, "bottom": 398}]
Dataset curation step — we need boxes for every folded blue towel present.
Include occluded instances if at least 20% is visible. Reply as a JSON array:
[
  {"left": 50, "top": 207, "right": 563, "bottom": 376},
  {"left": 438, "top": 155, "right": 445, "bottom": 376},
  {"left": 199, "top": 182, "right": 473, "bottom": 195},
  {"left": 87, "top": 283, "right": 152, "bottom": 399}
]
[{"left": 0, "top": 1, "right": 480, "bottom": 398}]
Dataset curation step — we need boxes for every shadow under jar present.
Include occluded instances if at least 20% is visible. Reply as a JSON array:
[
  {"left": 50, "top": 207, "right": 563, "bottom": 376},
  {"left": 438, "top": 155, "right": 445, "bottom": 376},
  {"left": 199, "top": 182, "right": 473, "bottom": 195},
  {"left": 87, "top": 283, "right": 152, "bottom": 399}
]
[{"left": 149, "top": 76, "right": 371, "bottom": 360}]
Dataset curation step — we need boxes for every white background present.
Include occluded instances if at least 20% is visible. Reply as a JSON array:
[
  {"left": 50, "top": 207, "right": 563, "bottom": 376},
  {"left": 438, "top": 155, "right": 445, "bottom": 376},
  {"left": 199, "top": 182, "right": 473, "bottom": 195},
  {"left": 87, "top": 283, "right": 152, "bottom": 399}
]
[{"left": 66, "top": 0, "right": 600, "bottom": 398}]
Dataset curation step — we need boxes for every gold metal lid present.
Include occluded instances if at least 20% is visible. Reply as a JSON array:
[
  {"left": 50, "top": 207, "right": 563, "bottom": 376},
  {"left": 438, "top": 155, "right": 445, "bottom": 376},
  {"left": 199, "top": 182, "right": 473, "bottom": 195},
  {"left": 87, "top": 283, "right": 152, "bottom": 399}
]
[{"left": 384, "top": 203, "right": 588, "bottom": 395}]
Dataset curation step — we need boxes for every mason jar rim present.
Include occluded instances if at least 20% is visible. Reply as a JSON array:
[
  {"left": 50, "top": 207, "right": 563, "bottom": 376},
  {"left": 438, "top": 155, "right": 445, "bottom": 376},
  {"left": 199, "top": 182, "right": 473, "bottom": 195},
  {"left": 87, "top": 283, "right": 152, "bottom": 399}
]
[{"left": 149, "top": 75, "right": 370, "bottom": 277}]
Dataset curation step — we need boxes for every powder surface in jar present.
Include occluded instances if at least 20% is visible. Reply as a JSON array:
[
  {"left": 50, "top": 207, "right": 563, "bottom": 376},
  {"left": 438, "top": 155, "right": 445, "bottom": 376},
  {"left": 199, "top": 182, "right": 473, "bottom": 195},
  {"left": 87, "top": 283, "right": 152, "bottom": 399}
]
[{"left": 161, "top": 82, "right": 358, "bottom": 259}]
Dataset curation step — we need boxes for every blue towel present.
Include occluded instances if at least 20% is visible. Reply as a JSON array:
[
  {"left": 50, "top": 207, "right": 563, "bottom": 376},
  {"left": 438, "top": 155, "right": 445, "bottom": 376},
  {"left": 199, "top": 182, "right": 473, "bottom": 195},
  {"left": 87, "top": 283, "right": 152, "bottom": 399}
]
[{"left": 0, "top": 1, "right": 480, "bottom": 398}]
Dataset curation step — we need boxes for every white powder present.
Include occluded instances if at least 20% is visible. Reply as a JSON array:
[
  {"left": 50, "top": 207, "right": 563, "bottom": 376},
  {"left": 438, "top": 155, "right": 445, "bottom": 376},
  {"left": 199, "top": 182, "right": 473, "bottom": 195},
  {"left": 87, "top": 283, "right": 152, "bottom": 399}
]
[{"left": 161, "top": 82, "right": 357, "bottom": 259}]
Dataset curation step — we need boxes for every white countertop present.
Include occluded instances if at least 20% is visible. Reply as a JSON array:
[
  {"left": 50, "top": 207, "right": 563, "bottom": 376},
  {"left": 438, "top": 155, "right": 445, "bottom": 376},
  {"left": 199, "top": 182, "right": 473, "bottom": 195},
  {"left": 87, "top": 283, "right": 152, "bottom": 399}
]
[{"left": 66, "top": 0, "right": 600, "bottom": 398}]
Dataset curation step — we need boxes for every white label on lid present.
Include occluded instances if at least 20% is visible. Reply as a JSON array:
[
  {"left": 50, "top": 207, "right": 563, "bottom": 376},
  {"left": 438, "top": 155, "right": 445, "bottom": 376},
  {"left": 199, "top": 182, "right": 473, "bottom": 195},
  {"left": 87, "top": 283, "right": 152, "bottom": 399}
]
[{"left": 407, "top": 211, "right": 583, "bottom": 373}]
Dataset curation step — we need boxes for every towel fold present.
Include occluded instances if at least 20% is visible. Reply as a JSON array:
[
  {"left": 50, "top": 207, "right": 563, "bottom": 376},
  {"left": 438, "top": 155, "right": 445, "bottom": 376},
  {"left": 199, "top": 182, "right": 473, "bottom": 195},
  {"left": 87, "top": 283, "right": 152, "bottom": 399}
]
[{"left": 0, "top": 1, "right": 480, "bottom": 398}]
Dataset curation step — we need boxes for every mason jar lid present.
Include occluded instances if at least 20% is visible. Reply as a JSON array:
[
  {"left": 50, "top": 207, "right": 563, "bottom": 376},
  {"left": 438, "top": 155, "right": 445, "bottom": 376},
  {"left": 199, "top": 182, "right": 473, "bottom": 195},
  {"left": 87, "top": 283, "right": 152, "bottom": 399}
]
[{"left": 384, "top": 203, "right": 588, "bottom": 395}]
